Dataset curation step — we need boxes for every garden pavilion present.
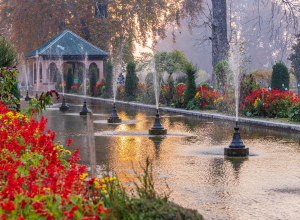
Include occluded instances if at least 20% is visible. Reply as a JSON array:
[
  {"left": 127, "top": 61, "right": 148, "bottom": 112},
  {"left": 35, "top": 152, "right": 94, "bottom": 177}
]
[{"left": 26, "top": 29, "right": 109, "bottom": 91}]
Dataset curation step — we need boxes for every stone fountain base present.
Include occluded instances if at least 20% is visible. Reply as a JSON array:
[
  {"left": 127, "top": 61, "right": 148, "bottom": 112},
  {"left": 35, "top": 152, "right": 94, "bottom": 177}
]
[
  {"left": 149, "top": 129, "right": 167, "bottom": 135},
  {"left": 224, "top": 147, "right": 249, "bottom": 157},
  {"left": 107, "top": 117, "right": 122, "bottom": 123},
  {"left": 59, "top": 96, "right": 69, "bottom": 111},
  {"left": 80, "top": 100, "right": 91, "bottom": 115}
]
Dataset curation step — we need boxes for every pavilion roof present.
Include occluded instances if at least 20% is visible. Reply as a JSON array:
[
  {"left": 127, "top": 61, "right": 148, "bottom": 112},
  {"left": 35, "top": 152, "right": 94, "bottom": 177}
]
[{"left": 25, "top": 30, "right": 109, "bottom": 57}]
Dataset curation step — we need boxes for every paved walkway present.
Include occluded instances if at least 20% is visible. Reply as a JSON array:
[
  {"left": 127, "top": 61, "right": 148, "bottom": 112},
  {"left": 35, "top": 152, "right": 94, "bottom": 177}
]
[{"left": 63, "top": 93, "right": 300, "bottom": 132}]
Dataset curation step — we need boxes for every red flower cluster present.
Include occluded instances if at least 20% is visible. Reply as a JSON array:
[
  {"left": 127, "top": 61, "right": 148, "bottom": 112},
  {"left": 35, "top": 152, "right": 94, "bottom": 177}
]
[
  {"left": 94, "top": 82, "right": 104, "bottom": 97},
  {"left": 241, "top": 88, "right": 300, "bottom": 117},
  {"left": 195, "top": 86, "right": 220, "bottom": 108},
  {"left": 0, "top": 103, "right": 111, "bottom": 219}
]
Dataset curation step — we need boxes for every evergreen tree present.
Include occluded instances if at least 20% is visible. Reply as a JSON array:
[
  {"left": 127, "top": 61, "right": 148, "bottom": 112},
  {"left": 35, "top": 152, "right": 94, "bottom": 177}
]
[
  {"left": 66, "top": 65, "right": 74, "bottom": 92},
  {"left": 184, "top": 62, "right": 197, "bottom": 105},
  {"left": 271, "top": 61, "right": 289, "bottom": 90},
  {"left": 125, "top": 61, "right": 138, "bottom": 100},
  {"left": 104, "top": 60, "right": 113, "bottom": 98},
  {"left": 10, "top": 82, "right": 20, "bottom": 101},
  {"left": 0, "top": 35, "right": 18, "bottom": 67},
  {"left": 289, "top": 33, "right": 300, "bottom": 85},
  {"left": 89, "top": 66, "right": 98, "bottom": 96},
  {"left": 78, "top": 67, "right": 84, "bottom": 90}
]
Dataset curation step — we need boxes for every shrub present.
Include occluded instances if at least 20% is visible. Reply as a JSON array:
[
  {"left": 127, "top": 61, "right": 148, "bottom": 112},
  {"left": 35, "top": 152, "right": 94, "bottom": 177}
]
[
  {"left": 0, "top": 35, "right": 18, "bottom": 68},
  {"left": 145, "top": 73, "right": 155, "bottom": 104},
  {"left": 10, "top": 82, "right": 20, "bottom": 101},
  {"left": 183, "top": 62, "right": 197, "bottom": 106},
  {"left": 125, "top": 61, "right": 138, "bottom": 100},
  {"left": 271, "top": 61, "right": 289, "bottom": 90},
  {"left": 241, "top": 88, "right": 300, "bottom": 118},
  {"left": 187, "top": 86, "right": 220, "bottom": 110},
  {"left": 215, "top": 60, "right": 233, "bottom": 94},
  {"left": 104, "top": 60, "right": 113, "bottom": 98},
  {"left": 116, "top": 84, "right": 125, "bottom": 101},
  {"left": 239, "top": 73, "right": 260, "bottom": 107},
  {"left": 171, "top": 83, "right": 186, "bottom": 108},
  {"left": 89, "top": 66, "right": 98, "bottom": 96},
  {"left": 66, "top": 65, "right": 74, "bottom": 92},
  {"left": 201, "top": 82, "right": 211, "bottom": 89},
  {"left": 78, "top": 67, "right": 84, "bottom": 90}
]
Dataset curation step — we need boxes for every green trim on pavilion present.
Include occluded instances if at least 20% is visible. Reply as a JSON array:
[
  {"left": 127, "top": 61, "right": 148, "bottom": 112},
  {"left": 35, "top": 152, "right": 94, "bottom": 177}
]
[{"left": 25, "top": 30, "right": 109, "bottom": 57}]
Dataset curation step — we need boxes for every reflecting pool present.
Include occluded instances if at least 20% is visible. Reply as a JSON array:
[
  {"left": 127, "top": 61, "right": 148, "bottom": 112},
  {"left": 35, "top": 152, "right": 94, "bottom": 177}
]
[{"left": 22, "top": 96, "right": 300, "bottom": 219}]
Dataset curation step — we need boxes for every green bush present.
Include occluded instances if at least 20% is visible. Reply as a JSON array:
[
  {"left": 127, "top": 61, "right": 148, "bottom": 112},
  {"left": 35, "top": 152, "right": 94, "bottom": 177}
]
[
  {"left": 0, "top": 35, "right": 18, "bottom": 67},
  {"left": 239, "top": 73, "right": 260, "bottom": 106},
  {"left": 201, "top": 82, "right": 211, "bottom": 89},
  {"left": 78, "top": 67, "right": 84, "bottom": 89},
  {"left": 271, "top": 61, "right": 289, "bottom": 90},
  {"left": 184, "top": 62, "right": 197, "bottom": 106},
  {"left": 125, "top": 61, "right": 138, "bottom": 100},
  {"left": 165, "top": 76, "right": 176, "bottom": 106},
  {"left": 89, "top": 66, "right": 98, "bottom": 97},
  {"left": 10, "top": 82, "right": 20, "bottom": 101},
  {"left": 145, "top": 73, "right": 155, "bottom": 104},
  {"left": 104, "top": 60, "right": 113, "bottom": 98},
  {"left": 215, "top": 60, "right": 232, "bottom": 94},
  {"left": 66, "top": 65, "right": 74, "bottom": 92}
]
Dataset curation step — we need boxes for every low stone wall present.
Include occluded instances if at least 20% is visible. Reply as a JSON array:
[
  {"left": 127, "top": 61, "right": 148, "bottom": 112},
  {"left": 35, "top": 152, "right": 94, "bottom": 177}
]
[{"left": 62, "top": 93, "right": 300, "bottom": 132}]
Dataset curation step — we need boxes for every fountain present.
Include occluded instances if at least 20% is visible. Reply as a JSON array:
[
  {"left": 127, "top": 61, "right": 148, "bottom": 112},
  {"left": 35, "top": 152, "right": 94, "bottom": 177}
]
[
  {"left": 149, "top": 62, "right": 167, "bottom": 135},
  {"left": 80, "top": 52, "right": 91, "bottom": 115},
  {"left": 35, "top": 51, "right": 39, "bottom": 99},
  {"left": 224, "top": 35, "right": 249, "bottom": 157},
  {"left": 58, "top": 54, "right": 69, "bottom": 111},
  {"left": 107, "top": 103, "right": 122, "bottom": 123},
  {"left": 24, "top": 61, "right": 30, "bottom": 101}
]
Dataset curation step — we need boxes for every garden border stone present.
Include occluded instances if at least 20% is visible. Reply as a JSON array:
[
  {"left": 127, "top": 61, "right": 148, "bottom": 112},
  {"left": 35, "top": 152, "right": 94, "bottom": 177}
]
[{"left": 62, "top": 93, "right": 300, "bottom": 132}]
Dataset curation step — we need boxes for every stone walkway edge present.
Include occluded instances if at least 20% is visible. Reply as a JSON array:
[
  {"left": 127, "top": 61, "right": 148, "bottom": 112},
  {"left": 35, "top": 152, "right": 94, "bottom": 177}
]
[{"left": 62, "top": 93, "right": 300, "bottom": 132}]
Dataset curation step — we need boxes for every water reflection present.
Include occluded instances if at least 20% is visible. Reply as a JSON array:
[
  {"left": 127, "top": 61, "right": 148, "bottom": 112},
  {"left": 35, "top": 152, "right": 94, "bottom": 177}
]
[{"left": 21, "top": 95, "right": 300, "bottom": 219}]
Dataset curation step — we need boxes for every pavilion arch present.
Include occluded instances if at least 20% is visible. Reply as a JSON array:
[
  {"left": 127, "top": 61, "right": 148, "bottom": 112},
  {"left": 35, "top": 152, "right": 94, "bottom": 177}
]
[
  {"left": 89, "top": 63, "right": 99, "bottom": 80},
  {"left": 49, "top": 62, "right": 58, "bottom": 83}
]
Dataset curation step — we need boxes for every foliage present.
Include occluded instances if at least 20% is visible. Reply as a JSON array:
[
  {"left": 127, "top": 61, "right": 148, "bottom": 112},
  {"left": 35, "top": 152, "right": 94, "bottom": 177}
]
[
  {"left": 164, "top": 76, "right": 176, "bottom": 106},
  {"left": 239, "top": 73, "right": 260, "bottom": 107},
  {"left": 66, "top": 65, "right": 74, "bottom": 92},
  {"left": 241, "top": 88, "right": 300, "bottom": 118},
  {"left": 176, "top": 74, "right": 187, "bottom": 84},
  {"left": 289, "top": 33, "right": 300, "bottom": 84},
  {"left": 116, "top": 85, "right": 125, "bottom": 101},
  {"left": 201, "top": 82, "right": 211, "bottom": 89},
  {"left": 10, "top": 82, "right": 20, "bottom": 101},
  {"left": 0, "top": 67, "right": 19, "bottom": 110},
  {"left": 135, "top": 82, "right": 147, "bottom": 103},
  {"left": 252, "top": 69, "right": 272, "bottom": 87},
  {"left": 125, "top": 61, "right": 138, "bottom": 100},
  {"left": 145, "top": 73, "right": 156, "bottom": 105},
  {"left": 271, "top": 61, "right": 289, "bottom": 91},
  {"left": 104, "top": 60, "right": 113, "bottom": 98},
  {"left": 55, "top": 71, "right": 62, "bottom": 92},
  {"left": 89, "top": 66, "right": 98, "bottom": 97},
  {"left": 0, "top": 35, "right": 18, "bottom": 68},
  {"left": 195, "top": 70, "right": 210, "bottom": 86},
  {"left": 183, "top": 62, "right": 197, "bottom": 106},
  {"left": 77, "top": 67, "right": 84, "bottom": 90},
  {"left": 154, "top": 50, "right": 188, "bottom": 76},
  {"left": 21, "top": 90, "right": 60, "bottom": 117},
  {"left": 214, "top": 60, "right": 233, "bottom": 94},
  {"left": 215, "top": 85, "right": 236, "bottom": 115}
]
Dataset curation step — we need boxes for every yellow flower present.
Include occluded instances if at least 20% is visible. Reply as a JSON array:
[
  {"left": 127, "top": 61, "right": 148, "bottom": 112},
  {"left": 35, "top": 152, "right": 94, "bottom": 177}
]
[
  {"left": 101, "top": 190, "right": 107, "bottom": 194},
  {"left": 65, "top": 150, "right": 71, "bottom": 155},
  {"left": 80, "top": 173, "right": 88, "bottom": 180}
]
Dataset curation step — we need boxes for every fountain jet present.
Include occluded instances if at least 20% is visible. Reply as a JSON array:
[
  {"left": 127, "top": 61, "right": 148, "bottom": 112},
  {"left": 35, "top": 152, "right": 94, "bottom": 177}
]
[
  {"left": 224, "top": 121, "right": 249, "bottom": 157},
  {"left": 79, "top": 99, "right": 91, "bottom": 115},
  {"left": 60, "top": 96, "right": 69, "bottom": 111},
  {"left": 107, "top": 103, "right": 122, "bottom": 123},
  {"left": 149, "top": 109, "right": 167, "bottom": 135}
]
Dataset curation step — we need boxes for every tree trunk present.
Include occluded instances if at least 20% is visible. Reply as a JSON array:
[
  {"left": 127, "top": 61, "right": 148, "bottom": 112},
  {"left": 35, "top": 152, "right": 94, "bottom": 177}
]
[{"left": 211, "top": 0, "right": 229, "bottom": 87}]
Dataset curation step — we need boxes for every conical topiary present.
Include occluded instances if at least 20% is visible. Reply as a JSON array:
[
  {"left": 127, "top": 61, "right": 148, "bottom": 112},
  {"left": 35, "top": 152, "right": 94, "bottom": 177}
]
[
  {"left": 125, "top": 61, "right": 138, "bottom": 100},
  {"left": 271, "top": 61, "right": 289, "bottom": 90},
  {"left": 184, "top": 62, "right": 197, "bottom": 106},
  {"left": 66, "top": 65, "right": 74, "bottom": 92}
]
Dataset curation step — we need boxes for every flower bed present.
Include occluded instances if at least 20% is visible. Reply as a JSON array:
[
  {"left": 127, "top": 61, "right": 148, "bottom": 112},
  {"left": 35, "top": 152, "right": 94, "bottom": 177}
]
[
  {"left": 0, "top": 103, "right": 112, "bottom": 219},
  {"left": 94, "top": 82, "right": 104, "bottom": 97},
  {"left": 241, "top": 88, "right": 300, "bottom": 118}
]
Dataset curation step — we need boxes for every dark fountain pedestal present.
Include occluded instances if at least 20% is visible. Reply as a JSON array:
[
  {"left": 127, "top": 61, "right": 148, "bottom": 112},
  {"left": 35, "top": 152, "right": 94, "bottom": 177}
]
[
  {"left": 149, "top": 109, "right": 167, "bottom": 135},
  {"left": 224, "top": 121, "right": 249, "bottom": 157},
  {"left": 80, "top": 100, "right": 91, "bottom": 115},
  {"left": 25, "top": 91, "right": 30, "bottom": 101},
  {"left": 107, "top": 103, "right": 122, "bottom": 123},
  {"left": 59, "top": 96, "right": 69, "bottom": 111}
]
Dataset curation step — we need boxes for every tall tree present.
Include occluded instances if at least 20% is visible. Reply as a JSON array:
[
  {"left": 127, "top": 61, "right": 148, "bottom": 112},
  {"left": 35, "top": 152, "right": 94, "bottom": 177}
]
[{"left": 289, "top": 33, "right": 300, "bottom": 85}]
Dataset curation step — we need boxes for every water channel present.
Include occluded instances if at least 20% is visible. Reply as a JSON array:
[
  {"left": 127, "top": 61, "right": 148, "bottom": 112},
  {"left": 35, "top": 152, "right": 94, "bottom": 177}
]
[{"left": 22, "top": 96, "right": 300, "bottom": 219}]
